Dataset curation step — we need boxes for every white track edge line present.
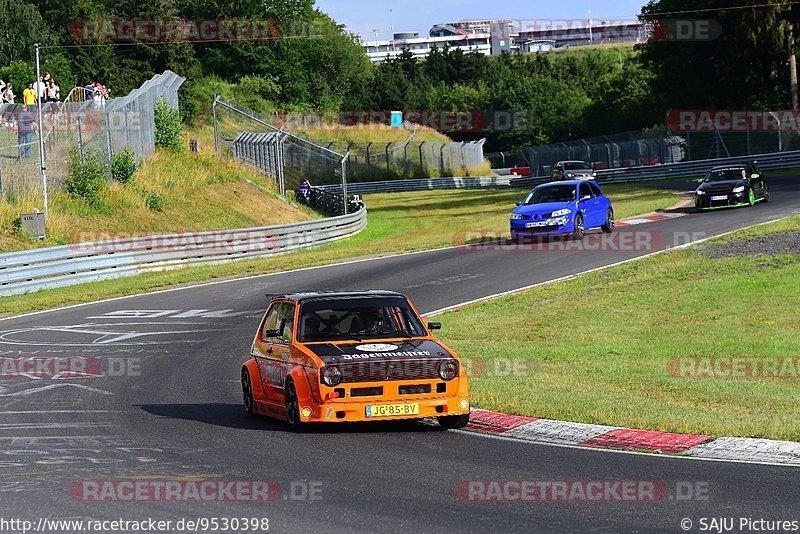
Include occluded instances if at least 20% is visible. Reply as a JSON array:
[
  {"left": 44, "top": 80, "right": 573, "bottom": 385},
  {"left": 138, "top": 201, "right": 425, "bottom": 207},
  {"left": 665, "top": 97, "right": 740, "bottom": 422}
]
[
  {"left": 453, "top": 429, "right": 800, "bottom": 469},
  {"left": 423, "top": 216, "right": 788, "bottom": 316},
  {"left": 0, "top": 243, "right": 469, "bottom": 323}
]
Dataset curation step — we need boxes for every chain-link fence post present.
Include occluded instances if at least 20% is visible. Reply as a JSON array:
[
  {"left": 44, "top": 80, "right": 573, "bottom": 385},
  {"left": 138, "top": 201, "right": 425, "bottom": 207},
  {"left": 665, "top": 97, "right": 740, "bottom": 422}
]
[
  {"left": 213, "top": 96, "right": 220, "bottom": 155},
  {"left": 76, "top": 116, "right": 84, "bottom": 164},
  {"left": 341, "top": 152, "right": 349, "bottom": 215}
]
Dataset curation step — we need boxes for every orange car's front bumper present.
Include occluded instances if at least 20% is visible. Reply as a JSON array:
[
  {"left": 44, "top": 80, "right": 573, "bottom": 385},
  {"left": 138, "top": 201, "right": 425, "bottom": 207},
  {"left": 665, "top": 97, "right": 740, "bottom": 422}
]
[
  {"left": 298, "top": 394, "right": 471, "bottom": 423},
  {"left": 294, "top": 373, "right": 470, "bottom": 423}
]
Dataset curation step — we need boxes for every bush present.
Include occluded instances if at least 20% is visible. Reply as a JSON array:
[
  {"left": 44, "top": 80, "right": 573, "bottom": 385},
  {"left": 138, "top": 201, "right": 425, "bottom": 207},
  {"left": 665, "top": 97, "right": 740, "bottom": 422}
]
[
  {"left": 154, "top": 99, "right": 184, "bottom": 151},
  {"left": 65, "top": 148, "right": 108, "bottom": 209},
  {"left": 111, "top": 148, "right": 136, "bottom": 183},
  {"left": 145, "top": 192, "right": 164, "bottom": 211},
  {"left": 0, "top": 61, "right": 35, "bottom": 96}
]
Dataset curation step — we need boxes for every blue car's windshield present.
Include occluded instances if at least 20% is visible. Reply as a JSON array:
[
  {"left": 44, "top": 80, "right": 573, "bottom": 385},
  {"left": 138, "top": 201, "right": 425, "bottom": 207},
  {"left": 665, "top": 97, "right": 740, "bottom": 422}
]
[{"left": 524, "top": 185, "right": 577, "bottom": 205}]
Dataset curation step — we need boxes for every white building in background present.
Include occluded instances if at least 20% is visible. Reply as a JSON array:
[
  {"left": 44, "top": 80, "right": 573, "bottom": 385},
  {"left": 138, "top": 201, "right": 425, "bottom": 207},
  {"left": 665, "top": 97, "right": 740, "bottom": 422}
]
[
  {"left": 364, "top": 33, "right": 492, "bottom": 63},
  {"left": 362, "top": 19, "right": 646, "bottom": 63}
]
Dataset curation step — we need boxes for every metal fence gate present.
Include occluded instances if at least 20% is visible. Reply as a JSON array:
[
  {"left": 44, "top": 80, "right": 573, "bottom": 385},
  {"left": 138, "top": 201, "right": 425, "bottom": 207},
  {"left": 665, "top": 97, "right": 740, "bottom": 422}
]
[{"left": 213, "top": 96, "right": 353, "bottom": 215}]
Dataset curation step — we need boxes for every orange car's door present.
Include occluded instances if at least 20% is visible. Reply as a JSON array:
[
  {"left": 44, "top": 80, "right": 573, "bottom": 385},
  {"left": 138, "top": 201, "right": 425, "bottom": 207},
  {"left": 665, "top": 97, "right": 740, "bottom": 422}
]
[{"left": 255, "top": 301, "right": 295, "bottom": 404}]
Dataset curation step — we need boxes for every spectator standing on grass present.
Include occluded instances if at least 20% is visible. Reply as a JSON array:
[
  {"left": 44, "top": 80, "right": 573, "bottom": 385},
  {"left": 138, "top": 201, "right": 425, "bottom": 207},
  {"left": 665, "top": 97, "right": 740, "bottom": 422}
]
[
  {"left": 23, "top": 83, "right": 36, "bottom": 105},
  {"left": 92, "top": 83, "right": 103, "bottom": 104},
  {"left": 0, "top": 80, "right": 6, "bottom": 127},
  {"left": 34, "top": 76, "right": 46, "bottom": 102},
  {"left": 47, "top": 79, "right": 60, "bottom": 102},
  {"left": 15, "top": 104, "right": 37, "bottom": 159},
  {"left": 84, "top": 81, "right": 95, "bottom": 101},
  {"left": 2, "top": 82, "right": 14, "bottom": 104}
]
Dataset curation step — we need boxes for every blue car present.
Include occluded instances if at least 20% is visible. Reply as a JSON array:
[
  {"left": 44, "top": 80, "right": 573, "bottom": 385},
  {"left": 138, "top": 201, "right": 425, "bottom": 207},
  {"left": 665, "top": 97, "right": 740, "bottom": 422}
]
[{"left": 510, "top": 180, "right": 614, "bottom": 241}]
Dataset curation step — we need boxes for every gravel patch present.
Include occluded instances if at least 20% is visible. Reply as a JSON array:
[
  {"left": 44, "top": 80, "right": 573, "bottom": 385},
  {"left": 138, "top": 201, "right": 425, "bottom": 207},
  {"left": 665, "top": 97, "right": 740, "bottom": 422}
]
[{"left": 701, "top": 231, "right": 800, "bottom": 258}]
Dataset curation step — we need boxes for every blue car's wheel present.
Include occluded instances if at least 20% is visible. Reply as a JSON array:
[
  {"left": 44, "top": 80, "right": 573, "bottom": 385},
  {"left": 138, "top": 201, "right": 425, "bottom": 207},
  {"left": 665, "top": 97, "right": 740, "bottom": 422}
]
[
  {"left": 602, "top": 208, "right": 614, "bottom": 233},
  {"left": 572, "top": 214, "right": 585, "bottom": 240}
]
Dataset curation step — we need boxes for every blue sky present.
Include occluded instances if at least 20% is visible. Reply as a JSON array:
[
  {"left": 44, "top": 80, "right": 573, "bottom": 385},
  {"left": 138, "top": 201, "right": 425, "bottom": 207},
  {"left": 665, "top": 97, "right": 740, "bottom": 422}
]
[{"left": 315, "top": 0, "right": 647, "bottom": 39}]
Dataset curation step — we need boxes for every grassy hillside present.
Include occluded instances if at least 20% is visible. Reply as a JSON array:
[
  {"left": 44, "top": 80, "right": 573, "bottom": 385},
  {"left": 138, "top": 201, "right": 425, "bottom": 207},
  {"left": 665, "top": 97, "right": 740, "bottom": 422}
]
[
  {"left": 298, "top": 124, "right": 452, "bottom": 145},
  {"left": 0, "top": 147, "right": 316, "bottom": 253}
]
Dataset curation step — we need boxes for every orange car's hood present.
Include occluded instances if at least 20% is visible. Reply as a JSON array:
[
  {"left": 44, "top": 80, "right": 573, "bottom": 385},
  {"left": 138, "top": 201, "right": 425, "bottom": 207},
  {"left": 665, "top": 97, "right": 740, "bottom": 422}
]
[{"left": 305, "top": 339, "right": 453, "bottom": 364}]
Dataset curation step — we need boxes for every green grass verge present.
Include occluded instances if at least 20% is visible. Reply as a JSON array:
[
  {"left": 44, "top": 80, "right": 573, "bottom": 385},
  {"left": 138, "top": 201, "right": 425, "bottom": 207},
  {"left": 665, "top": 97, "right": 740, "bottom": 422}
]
[
  {"left": 0, "top": 143, "right": 316, "bottom": 253},
  {"left": 438, "top": 216, "right": 800, "bottom": 441},
  {"left": 0, "top": 184, "right": 676, "bottom": 316}
]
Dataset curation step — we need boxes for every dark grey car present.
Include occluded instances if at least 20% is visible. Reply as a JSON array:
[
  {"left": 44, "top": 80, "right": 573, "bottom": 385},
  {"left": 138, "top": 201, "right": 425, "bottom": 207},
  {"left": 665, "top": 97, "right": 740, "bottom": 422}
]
[{"left": 551, "top": 161, "right": 596, "bottom": 181}]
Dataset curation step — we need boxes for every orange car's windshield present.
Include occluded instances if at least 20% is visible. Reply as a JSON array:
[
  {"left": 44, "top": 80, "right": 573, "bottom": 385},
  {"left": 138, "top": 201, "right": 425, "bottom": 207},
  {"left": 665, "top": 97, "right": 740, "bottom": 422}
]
[{"left": 298, "top": 298, "right": 427, "bottom": 342}]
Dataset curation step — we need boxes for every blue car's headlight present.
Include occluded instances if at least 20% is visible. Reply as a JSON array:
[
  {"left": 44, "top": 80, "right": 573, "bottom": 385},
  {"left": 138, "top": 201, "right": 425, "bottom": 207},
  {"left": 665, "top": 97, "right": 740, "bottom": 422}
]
[
  {"left": 733, "top": 186, "right": 745, "bottom": 193},
  {"left": 551, "top": 208, "right": 572, "bottom": 217},
  {"left": 510, "top": 214, "right": 525, "bottom": 220}
]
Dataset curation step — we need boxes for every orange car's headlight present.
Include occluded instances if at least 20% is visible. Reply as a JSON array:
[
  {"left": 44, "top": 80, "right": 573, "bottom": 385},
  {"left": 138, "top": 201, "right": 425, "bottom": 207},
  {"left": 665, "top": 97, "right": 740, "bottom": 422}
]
[
  {"left": 321, "top": 366, "right": 342, "bottom": 387},
  {"left": 439, "top": 360, "right": 458, "bottom": 381}
]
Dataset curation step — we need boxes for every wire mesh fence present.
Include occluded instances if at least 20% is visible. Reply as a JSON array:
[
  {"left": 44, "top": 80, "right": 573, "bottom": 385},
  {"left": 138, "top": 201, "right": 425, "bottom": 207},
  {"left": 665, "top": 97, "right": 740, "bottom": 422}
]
[
  {"left": 213, "top": 96, "right": 355, "bottom": 215},
  {"left": 0, "top": 71, "right": 185, "bottom": 205},
  {"left": 213, "top": 96, "right": 488, "bottom": 200},
  {"left": 325, "top": 137, "right": 487, "bottom": 182},
  {"left": 517, "top": 127, "right": 800, "bottom": 177},
  {"left": 485, "top": 151, "right": 530, "bottom": 169}
]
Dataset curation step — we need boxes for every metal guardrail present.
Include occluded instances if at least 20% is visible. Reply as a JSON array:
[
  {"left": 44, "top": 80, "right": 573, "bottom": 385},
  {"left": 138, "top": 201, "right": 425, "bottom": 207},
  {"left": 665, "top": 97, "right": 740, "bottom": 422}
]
[
  {"left": 509, "top": 149, "right": 800, "bottom": 189},
  {"left": 0, "top": 208, "right": 367, "bottom": 297},
  {"left": 317, "top": 149, "right": 800, "bottom": 196}
]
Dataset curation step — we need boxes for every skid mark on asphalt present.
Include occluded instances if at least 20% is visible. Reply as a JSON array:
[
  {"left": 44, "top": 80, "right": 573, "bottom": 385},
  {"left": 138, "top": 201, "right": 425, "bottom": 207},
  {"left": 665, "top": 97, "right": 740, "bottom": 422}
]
[
  {"left": 405, "top": 273, "right": 486, "bottom": 289},
  {"left": 0, "top": 323, "right": 221, "bottom": 346},
  {"left": 0, "top": 383, "right": 114, "bottom": 397},
  {"left": 0, "top": 432, "right": 225, "bottom": 483}
]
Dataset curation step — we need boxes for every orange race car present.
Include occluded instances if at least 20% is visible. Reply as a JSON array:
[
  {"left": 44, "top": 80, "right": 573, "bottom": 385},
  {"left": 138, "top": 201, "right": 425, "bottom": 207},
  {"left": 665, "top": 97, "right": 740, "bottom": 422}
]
[{"left": 241, "top": 291, "right": 470, "bottom": 431}]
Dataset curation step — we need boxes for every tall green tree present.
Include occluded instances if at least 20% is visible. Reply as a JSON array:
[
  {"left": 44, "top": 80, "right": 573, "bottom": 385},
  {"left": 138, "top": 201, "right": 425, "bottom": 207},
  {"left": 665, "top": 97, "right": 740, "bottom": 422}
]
[
  {"left": 0, "top": 0, "right": 56, "bottom": 63},
  {"left": 638, "top": 0, "right": 799, "bottom": 110}
]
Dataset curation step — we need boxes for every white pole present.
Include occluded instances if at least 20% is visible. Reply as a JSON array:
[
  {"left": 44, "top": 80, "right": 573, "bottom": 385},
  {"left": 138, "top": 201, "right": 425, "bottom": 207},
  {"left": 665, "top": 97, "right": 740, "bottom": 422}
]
[
  {"left": 35, "top": 44, "right": 49, "bottom": 219},
  {"left": 389, "top": 9, "right": 396, "bottom": 53}
]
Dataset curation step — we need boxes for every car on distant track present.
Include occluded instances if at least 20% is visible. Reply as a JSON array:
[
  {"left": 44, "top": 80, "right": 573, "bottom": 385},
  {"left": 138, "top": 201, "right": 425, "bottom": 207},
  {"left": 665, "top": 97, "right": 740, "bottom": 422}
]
[
  {"left": 510, "top": 180, "right": 614, "bottom": 241},
  {"left": 242, "top": 291, "right": 471, "bottom": 431},
  {"left": 550, "top": 160, "right": 597, "bottom": 181},
  {"left": 694, "top": 162, "right": 769, "bottom": 210}
]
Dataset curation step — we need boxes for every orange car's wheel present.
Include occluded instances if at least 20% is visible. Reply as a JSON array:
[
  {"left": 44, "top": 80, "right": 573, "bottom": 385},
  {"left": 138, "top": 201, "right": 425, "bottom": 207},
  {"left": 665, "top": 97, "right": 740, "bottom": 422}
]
[
  {"left": 437, "top": 413, "right": 470, "bottom": 430},
  {"left": 284, "top": 379, "right": 305, "bottom": 432},
  {"left": 241, "top": 368, "right": 255, "bottom": 417}
]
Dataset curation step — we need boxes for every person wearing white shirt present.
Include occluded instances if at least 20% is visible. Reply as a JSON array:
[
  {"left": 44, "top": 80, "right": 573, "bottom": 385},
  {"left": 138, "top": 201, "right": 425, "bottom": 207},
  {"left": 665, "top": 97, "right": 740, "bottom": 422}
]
[{"left": 34, "top": 77, "right": 46, "bottom": 102}]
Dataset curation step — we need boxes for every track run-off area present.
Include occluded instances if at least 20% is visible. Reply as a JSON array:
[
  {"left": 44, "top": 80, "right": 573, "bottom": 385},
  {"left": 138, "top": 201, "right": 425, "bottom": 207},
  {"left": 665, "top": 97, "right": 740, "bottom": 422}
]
[{"left": 1, "top": 177, "right": 800, "bottom": 533}]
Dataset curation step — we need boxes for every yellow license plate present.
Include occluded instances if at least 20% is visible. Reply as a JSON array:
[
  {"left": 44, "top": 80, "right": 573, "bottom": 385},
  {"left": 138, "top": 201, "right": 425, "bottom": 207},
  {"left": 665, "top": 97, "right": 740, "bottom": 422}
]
[{"left": 366, "top": 403, "right": 420, "bottom": 418}]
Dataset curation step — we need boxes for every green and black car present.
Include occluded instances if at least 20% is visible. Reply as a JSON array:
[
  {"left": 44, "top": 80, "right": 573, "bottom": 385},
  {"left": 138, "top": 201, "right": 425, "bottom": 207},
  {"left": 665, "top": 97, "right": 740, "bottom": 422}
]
[{"left": 694, "top": 163, "right": 769, "bottom": 211}]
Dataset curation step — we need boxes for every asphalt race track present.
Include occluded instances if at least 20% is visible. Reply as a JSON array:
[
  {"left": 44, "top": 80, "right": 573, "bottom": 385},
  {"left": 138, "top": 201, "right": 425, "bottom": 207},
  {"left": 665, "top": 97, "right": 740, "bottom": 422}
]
[{"left": 1, "top": 177, "right": 799, "bottom": 533}]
